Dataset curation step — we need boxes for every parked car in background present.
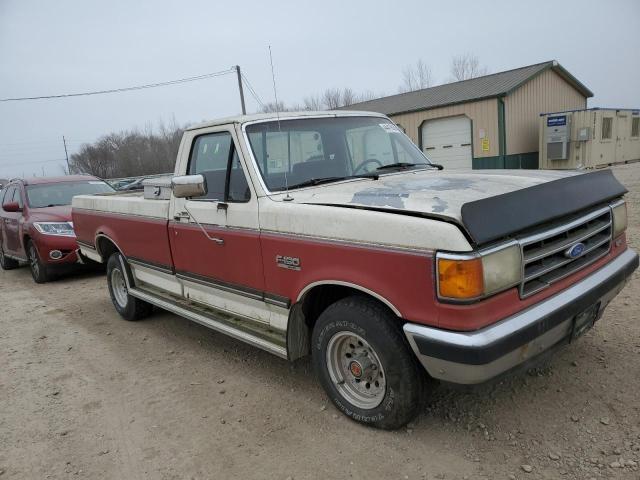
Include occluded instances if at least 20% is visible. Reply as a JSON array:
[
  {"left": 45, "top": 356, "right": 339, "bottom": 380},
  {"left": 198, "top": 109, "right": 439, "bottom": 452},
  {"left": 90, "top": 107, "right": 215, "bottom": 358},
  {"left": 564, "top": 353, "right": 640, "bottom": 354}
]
[
  {"left": 73, "top": 111, "right": 637, "bottom": 429},
  {"left": 0, "top": 175, "right": 114, "bottom": 282}
]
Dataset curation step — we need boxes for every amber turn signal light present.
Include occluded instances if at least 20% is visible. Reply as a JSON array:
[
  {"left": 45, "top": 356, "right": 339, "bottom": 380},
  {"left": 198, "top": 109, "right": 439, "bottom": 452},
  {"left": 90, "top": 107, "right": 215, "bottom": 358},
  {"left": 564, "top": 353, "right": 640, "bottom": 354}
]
[{"left": 437, "top": 257, "right": 484, "bottom": 299}]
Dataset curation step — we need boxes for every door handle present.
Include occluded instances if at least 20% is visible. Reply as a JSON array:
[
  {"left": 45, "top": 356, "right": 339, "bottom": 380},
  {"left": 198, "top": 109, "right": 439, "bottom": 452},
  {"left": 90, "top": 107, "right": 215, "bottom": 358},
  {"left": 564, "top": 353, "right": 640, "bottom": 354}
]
[
  {"left": 173, "top": 211, "right": 190, "bottom": 220},
  {"left": 212, "top": 237, "right": 224, "bottom": 245}
]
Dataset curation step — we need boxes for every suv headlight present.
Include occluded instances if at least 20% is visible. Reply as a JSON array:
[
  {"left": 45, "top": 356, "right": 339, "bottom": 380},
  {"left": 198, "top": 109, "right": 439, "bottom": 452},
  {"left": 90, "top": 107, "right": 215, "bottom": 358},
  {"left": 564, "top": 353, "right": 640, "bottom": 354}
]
[
  {"left": 33, "top": 222, "right": 75, "bottom": 237},
  {"left": 611, "top": 200, "right": 627, "bottom": 238},
  {"left": 437, "top": 241, "right": 522, "bottom": 302}
]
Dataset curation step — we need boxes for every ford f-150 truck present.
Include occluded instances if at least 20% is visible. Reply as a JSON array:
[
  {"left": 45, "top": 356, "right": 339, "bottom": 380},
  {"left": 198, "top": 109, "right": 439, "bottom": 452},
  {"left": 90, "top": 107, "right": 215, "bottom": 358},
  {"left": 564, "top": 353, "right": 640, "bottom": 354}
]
[{"left": 72, "top": 111, "right": 638, "bottom": 429}]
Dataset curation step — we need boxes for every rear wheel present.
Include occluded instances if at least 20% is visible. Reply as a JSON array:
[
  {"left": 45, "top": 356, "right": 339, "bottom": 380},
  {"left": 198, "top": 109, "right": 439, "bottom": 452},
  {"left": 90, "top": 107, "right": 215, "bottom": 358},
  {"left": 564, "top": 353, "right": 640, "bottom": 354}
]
[
  {"left": 0, "top": 244, "right": 19, "bottom": 270},
  {"left": 27, "top": 240, "right": 50, "bottom": 283},
  {"left": 312, "top": 296, "right": 425, "bottom": 430},
  {"left": 106, "top": 252, "right": 152, "bottom": 321}
]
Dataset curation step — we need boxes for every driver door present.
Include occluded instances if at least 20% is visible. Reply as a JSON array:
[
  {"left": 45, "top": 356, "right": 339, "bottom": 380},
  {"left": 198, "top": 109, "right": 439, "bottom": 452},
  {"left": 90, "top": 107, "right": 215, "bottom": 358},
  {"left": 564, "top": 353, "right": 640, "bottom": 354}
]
[{"left": 168, "top": 128, "right": 269, "bottom": 323}]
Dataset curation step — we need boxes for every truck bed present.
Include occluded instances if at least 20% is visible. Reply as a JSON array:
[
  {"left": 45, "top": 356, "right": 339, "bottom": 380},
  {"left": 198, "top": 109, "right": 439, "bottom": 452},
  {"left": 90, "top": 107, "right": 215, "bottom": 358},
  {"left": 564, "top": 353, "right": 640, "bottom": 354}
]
[{"left": 72, "top": 192, "right": 173, "bottom": 270}]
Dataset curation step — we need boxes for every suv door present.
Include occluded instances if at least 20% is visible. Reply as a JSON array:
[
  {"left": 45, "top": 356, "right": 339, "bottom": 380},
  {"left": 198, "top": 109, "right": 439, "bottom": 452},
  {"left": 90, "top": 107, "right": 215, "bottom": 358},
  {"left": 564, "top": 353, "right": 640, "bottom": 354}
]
[
  {"left": 1, "top": 185, "right": 24, "bottom": 257},
  {"left": 168, "top": 128, "right": 269, "bottom": 323}
]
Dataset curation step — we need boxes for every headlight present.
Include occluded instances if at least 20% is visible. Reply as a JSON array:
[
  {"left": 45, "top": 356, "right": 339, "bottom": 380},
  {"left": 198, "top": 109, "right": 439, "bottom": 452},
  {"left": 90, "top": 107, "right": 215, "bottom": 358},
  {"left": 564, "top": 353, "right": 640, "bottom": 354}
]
[
  {"left": 437, "top": 241, "right": 522, "bottom": 301},
  {"left": 33, "top": 222, "right": 75, "bottom": 237},
  {"left": 611, "top": 200, "right": 627, "bottom": 238}
]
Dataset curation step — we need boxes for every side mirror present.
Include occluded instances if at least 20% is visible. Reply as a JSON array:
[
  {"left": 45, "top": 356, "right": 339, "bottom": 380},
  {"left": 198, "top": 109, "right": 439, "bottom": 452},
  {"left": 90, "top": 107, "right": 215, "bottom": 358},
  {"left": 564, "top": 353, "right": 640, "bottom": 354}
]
[
  {"left": 3, "top": 201, "right": 22, "bottom": 212},
  {"left": 171, "top": 174, "right": 207, "bottom": 198},
  {"left": 431, "top": 163, "right": 444, "bottom": 170}
]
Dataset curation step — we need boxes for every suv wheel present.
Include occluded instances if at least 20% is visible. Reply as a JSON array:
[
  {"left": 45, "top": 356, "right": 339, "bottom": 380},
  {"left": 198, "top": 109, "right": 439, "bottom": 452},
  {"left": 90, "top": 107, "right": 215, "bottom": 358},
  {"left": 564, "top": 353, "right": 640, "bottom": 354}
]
[
  {"left": 27, "top": 240, "right": 50, "bottom": 283},
  {"left": 312, "top": 296, "right": 425, "bottom": 430},
  {"left": 106, "top": 252, "right": 153, "bottom": 321},
  {"left": 0, "top": 244, "right": 19, "bottom": 270}
]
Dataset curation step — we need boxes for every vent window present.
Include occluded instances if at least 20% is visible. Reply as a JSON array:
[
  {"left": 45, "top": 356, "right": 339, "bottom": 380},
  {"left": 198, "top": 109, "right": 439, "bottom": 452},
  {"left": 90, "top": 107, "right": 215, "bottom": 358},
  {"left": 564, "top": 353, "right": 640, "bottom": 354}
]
[
  {"left": 601, "top": 117, "right": 613, "bottom": 140},
  {"left": 632, "top": 117, "right": 639, "bottom": 138}
]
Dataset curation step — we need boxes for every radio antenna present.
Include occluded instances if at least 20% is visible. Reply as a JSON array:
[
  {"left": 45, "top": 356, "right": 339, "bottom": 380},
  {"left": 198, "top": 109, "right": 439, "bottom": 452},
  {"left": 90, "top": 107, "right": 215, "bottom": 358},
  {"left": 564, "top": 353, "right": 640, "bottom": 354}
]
[{"left": 269, "top": 45, "right": 292, "bottom": 201}]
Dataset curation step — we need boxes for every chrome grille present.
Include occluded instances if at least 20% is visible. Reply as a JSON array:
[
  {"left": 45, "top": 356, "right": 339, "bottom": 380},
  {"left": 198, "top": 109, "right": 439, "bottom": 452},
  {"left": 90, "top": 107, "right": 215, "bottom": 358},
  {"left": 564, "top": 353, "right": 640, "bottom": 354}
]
[{"left": 519, "top": 206, "right": 612, "bottom": 298}]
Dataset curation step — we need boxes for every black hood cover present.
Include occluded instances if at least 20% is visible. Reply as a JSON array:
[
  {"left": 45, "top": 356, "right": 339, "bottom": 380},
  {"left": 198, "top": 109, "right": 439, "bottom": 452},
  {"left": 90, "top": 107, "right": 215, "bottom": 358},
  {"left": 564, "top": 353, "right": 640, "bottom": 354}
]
[{"left": 461, "top": 169, "right": 627, "bottom": 245}]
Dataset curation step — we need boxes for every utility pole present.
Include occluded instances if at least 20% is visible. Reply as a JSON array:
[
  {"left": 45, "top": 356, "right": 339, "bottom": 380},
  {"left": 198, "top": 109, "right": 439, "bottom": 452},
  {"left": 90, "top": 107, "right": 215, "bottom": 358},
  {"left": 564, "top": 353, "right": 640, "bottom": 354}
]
[
  {"left": 235, "top": 65, "right": 246, "bottom": 115},
  {"left": 62, "top": 136, "right": 70, "bottom": 174}
]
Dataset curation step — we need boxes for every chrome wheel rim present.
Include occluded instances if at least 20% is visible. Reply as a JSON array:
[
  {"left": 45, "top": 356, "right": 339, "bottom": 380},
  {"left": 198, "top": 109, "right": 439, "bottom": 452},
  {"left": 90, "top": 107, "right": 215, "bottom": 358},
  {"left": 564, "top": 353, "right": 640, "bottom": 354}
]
[
  {"left": 326, "top": 332, "right": 386, "bottom": 409},
  {"left": 110, "top": 268, "right": 128, "bottom": 308},
  {"left": 29, "top": 244, "right": 39, "bottom": 277}
]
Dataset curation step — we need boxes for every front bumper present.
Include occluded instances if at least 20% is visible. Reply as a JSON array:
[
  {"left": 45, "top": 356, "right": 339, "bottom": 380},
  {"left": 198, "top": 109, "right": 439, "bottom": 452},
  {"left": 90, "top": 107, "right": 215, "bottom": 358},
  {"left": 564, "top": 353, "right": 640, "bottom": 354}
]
[
  {"left": 404, "top": 248, "right": 639, "bottom": 385},
  {"left": 32, "top": 233, "right": 79, "bottom": 266}
]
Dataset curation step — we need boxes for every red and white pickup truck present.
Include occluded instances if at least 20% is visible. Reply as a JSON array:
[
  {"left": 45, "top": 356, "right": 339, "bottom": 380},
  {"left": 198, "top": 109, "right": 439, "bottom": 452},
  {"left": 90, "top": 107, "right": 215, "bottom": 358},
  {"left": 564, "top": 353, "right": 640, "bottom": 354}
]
[{"left": 72, "top": 111, "right": 638, "bottom": 429}]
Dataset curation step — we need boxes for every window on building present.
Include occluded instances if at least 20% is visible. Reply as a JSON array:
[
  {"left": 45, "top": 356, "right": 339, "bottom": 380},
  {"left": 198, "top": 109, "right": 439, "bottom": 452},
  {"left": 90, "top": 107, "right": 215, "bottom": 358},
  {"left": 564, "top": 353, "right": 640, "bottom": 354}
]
[
  {"left": 632, "top": 117, "right": 639, "bottom": 138},
  {"left": 601, "top": 117, "right": 613, "bottom": 140}
]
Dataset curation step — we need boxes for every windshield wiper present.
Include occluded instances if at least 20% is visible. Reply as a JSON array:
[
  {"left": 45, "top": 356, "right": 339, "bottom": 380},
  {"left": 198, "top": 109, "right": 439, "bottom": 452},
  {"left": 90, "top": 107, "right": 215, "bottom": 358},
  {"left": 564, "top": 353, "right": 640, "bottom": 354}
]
[
  {"left": 376, "top": 162, "right": 430, "bottom": 171},
  {"left": 285, "top": 173, "right": 379, "bottom": 190}
]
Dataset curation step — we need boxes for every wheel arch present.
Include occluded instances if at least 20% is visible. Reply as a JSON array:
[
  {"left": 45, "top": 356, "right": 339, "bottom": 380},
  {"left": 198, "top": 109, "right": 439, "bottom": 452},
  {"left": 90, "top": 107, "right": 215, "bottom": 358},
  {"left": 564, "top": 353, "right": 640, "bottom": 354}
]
[
  {"left": 286, "top": 280, "right": 403, "bottom": 362},
  {"left": 95, "top": 233, "right": 124, "bottom": 262}
]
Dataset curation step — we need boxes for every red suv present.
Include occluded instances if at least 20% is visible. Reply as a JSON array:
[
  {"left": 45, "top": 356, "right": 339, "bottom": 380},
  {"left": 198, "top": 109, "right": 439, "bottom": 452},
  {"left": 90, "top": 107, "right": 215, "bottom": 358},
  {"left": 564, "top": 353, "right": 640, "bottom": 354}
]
[{"left": 0, "top": 176, "right": 114, "bottom": 283}]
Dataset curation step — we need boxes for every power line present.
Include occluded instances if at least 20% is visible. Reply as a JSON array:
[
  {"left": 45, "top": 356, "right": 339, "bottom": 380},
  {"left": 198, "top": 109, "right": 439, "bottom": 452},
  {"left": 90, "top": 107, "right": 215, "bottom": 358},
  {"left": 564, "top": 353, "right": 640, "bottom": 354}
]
[
  {"left": 241, "top": 72, "right": 265, "bottom": 110},
  {"left": 0, "top": 68, "right": 236, "bottom": 102}
]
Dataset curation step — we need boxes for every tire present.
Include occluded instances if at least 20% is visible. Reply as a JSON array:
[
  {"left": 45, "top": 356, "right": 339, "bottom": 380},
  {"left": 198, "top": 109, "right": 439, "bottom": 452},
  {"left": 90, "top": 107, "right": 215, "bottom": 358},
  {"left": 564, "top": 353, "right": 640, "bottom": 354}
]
[
  {"left": 0, "top": 244, "right": 19, "bottom": 270},
  {"left": 106, "top": 252, "right": 153, "bottom": 321},
  {"left": 312, "top": 295, "right": 424, "bottom": 430},
  {"left": 27, "top": 240, "right": 50, "bottom": 283}
]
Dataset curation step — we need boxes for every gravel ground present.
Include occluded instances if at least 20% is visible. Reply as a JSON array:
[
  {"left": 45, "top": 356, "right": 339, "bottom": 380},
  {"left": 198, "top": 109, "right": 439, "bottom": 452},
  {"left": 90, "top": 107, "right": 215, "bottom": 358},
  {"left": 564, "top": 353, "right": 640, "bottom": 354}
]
[{"left": 1, "top": 164, "right": 639, "bottom": 480}]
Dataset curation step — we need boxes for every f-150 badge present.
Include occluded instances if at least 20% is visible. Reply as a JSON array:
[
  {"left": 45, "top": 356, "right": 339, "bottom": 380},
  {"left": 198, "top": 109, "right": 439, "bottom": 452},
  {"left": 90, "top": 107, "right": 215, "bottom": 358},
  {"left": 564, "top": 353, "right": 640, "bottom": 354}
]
[{"left": 276, "top": 255, "right": 301, "bottom": 271}]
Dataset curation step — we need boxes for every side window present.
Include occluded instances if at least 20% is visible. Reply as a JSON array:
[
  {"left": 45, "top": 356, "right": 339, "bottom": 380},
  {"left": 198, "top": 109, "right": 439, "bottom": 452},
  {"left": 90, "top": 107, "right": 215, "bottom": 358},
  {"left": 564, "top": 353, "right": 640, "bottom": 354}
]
[
  {"left": 227, "top": 150, "right": 251, "bottom": 202},
  {"left": 2, "top": 186, "right": 16, "bottom": 209},
  {"left": 187, "top": 132, "right": 250, "bottom": 202},
  {"left": 13, "top": 187, "right": 23, "bottom": 208}
]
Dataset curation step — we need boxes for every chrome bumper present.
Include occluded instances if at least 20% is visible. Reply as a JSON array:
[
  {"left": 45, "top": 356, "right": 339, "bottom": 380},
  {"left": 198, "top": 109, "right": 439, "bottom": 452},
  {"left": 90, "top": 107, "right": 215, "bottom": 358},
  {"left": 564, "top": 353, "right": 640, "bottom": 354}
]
[{"left": 404, "top": 249, "right": 639, "bottom": 385}]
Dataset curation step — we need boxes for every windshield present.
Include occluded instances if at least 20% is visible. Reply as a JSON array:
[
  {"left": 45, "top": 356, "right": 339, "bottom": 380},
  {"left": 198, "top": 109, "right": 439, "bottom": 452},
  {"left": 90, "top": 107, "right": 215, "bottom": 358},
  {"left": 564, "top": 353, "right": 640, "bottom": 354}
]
[
  {"left": 26, "top": 180, "right": 114, "bottom": 208},
  {"left": 246, "top": 116, "right": 433, "bottom": 192}
]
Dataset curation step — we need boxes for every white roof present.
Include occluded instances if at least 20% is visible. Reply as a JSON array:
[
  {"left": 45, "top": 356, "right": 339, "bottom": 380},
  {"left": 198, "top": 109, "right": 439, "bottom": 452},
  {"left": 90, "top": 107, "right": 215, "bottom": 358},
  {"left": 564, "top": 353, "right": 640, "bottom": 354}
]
[{"left": 185, "top": 110, "right": 387, "bottom": 131}]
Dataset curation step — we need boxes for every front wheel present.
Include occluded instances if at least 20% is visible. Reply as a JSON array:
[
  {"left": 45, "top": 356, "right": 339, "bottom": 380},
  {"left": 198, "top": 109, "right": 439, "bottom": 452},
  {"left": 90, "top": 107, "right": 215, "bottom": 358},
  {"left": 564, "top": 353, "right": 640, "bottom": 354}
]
[
  {"left": 106, "top": 252, "right": 153, "bottom": 321},
  {"left": 27, "top": 240, "right": 50, "bottom": 283},
  {"left": 312, "top": 296, "right": 425, "bottom": 430}
]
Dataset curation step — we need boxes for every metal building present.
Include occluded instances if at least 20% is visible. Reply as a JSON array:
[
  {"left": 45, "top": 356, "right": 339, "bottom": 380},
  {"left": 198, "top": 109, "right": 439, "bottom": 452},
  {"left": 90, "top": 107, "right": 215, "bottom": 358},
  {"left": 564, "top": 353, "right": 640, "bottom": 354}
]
[
  {"left": 539, "top": 108, "right": 640, "bottom": 169},
  {"left": 344, "top": 60, "right": 592, "bottom": 170}
]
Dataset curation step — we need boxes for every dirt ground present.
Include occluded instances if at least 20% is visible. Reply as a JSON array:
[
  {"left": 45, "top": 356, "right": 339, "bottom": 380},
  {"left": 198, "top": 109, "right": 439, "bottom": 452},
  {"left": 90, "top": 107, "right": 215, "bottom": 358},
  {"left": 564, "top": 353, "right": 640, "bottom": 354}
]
[{"left": 1, "top": 164, "right": 639, "bottom": 480}]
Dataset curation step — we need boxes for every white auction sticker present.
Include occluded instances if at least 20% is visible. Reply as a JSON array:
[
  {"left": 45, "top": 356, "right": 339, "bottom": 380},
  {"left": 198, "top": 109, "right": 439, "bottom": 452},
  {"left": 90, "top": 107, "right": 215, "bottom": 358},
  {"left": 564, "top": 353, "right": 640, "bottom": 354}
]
[{"left": 379, "top": 123, "right": 401, "bottom": 133}]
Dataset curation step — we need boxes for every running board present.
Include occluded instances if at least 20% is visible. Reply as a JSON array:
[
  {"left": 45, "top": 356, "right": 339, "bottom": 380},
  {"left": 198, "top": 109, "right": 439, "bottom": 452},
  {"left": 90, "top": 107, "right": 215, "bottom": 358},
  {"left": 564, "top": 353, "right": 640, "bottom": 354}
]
[{"left": 128, "top": 287, "right": 288, "bottom": 359}]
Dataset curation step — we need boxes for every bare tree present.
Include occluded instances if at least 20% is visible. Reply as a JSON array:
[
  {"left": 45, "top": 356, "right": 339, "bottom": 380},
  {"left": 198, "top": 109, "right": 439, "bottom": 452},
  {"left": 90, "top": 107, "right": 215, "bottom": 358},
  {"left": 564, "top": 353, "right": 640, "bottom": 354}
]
[
  {"left": 449, "top": 53, "right": 489, "bottom": 81},
  {"left": 321, "top": 88, "right": 343, "bottom": 110},
  {"left": 341, "top": 88, "right": 358, "bottom": 107},
  {"left": 302, "top": 94, "right": 323, "bottom": 111},
  {"left": 260, "top": 101, "right": 288, "bottom": 113},
  {"left": 399, "top": 59, "right": 433, "bottom": 93},
  {"left": 69, "top": 122, "right": 184, "bottom": 179}
]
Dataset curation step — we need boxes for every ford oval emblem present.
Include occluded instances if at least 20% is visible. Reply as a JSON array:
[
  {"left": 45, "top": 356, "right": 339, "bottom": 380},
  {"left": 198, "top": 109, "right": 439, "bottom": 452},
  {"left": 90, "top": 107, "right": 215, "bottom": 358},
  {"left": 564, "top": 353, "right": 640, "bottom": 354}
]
[{"left": 565, "top": 242, "right": 586, "bottom": 259}]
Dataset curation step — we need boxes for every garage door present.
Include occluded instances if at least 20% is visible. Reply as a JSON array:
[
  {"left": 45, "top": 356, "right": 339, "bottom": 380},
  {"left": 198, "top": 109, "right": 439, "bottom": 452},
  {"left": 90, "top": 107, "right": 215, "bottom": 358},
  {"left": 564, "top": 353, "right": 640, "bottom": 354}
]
[{"left": 421, "top": 116, "right": 472, "bottom": 169}]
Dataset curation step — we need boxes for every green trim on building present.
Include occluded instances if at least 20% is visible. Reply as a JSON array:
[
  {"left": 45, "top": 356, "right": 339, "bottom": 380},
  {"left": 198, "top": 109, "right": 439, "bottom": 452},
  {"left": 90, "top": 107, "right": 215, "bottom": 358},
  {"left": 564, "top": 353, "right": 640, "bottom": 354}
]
[
  {"left": 497, "top": 96, "right": 506, "bottom": 159},
  {"left": 505, "top": 152, "right": 539, "bottom": 169},
  {"left": 473, "top": 152, "right": 539, "bottom": 170},
  {"left": 473, "top": 156, "right": 503, "bottom": 169}
]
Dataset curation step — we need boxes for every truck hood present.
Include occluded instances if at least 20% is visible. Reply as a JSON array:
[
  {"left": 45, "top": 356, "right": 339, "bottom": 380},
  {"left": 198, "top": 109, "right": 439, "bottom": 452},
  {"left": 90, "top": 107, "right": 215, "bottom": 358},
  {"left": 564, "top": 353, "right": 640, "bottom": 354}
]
[
  {"left": 275, "top": 169, "right": 580, "bottom": 222},
  {"left": 28, "top": 205, "right": 72, "bottom": 222},
  {"left": 270, "top": 168, "right": 626, "bottom": 245}
]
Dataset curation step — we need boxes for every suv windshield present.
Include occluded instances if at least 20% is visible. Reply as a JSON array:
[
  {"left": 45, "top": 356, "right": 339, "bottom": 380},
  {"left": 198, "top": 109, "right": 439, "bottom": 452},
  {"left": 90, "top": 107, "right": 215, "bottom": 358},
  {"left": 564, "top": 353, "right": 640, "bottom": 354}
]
[
  {"left": 26, "top": 180, "right": 114, "bottom": 208},
  {"left": 246, "top": 116, "right": 433, "bottom": 192}
]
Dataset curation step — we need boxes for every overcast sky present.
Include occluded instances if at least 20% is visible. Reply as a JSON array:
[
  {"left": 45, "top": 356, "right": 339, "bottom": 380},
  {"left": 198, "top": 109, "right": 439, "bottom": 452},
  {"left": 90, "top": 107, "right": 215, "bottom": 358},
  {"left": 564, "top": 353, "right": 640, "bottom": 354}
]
[{"left": 1, "top": 0, "right": 638, "bottom": 178}]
